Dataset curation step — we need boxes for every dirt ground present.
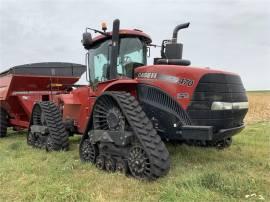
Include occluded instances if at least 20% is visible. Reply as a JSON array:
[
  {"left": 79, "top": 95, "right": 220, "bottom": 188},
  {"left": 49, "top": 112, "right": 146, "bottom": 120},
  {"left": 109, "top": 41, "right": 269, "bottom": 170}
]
[{"left": 245, "top": 91, "right": 270, "bottom": 124}]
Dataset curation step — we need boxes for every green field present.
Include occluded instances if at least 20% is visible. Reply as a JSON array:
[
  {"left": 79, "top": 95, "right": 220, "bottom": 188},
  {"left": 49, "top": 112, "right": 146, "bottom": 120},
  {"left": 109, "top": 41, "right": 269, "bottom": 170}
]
[{"left": 0, "top": 121, "right": 269, "bottom": 202}]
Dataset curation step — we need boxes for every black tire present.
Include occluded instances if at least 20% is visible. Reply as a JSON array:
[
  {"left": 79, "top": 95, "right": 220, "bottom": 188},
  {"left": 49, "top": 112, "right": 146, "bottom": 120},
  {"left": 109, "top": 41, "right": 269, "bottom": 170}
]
[
  {"left": 27, "top": 101, "right": 69, "bottom": 151},
  {"left": 93, "top": 92, "right": 170, "bottom": 180},
  {"left": 0, "top": 108, "right": 8, "bottom": 138}
]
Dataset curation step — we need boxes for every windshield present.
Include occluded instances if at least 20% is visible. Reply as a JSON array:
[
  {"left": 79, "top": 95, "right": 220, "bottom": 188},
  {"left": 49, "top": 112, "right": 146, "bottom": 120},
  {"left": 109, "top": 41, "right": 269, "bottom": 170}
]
[
  {"left": 88, "top": 37, "right": 146, "bottom": 85},
  {"left": 117, "top": 37, "right": 146, "bottom": 75}
]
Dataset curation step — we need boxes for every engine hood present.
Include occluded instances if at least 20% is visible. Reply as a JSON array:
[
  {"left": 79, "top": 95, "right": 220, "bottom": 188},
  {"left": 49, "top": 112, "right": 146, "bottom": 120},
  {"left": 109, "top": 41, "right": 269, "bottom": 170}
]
[
  {"left": 135, "top": 65, "right": 237, "bottom": 78},
  {"left": 134, "top": 65, "right": 240, "bottom": 110}
]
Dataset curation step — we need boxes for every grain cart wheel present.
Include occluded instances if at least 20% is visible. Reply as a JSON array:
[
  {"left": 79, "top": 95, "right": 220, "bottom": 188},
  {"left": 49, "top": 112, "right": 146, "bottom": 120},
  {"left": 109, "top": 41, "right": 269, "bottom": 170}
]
[
  {"left": 27, "top": 101, "right": 69, "bottom": 151},
  {"left": 80, "top": 91, "right": 170, "bottom": 180},
  {"left": 0, "top": 108, "right": 8, "bottom": 138}
]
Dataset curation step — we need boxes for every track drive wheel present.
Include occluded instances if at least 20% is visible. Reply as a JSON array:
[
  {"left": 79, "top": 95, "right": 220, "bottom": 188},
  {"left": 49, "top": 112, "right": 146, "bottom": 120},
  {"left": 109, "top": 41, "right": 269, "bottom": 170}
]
[
  {"left": 27, "top": 101, "right": 69, "bottom": 151},
  {"left": 0, "top": 108, "right": 8, "bottom": 138}
]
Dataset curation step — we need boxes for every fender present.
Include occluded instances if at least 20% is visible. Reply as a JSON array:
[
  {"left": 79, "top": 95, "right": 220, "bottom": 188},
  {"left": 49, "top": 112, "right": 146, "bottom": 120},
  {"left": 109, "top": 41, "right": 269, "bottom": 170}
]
[
  {"left": 81, "top": 79, "right": 139, "bottom": 141},
  {"left": 96, "top": 78, "right": 138, "bottom": 96}
]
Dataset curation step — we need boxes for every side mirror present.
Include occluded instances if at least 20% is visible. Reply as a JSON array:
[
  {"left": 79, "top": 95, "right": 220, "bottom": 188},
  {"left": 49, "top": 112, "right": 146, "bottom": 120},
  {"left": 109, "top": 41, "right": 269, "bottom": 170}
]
[
  {"left": 82, "top": 32, "right": 93, "bottom": 50},
  {"left": 147, "top": 46, "right": 151, "bottom": 57}
]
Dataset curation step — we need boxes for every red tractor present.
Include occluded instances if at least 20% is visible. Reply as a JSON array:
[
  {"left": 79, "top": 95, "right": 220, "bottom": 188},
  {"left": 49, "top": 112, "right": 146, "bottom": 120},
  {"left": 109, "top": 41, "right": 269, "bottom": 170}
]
[{"left": 0, "top": 19, "right": 248, "bottom": 180}]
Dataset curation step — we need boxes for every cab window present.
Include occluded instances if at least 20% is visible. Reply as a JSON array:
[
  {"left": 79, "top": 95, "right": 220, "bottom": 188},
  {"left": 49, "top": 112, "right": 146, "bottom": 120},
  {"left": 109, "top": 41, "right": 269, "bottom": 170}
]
[
  {"left": 88, "top": 37, "right": 146, "bottom": 85},
  {"left": 88, "top": 40, "right": 111, "bottom": 84}
]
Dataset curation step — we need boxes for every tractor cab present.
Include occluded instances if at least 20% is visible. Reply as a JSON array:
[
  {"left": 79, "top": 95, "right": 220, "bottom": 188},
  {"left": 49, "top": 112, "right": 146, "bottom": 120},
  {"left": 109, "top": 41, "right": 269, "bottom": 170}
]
[
  {"left": 82, "top": 20, "right": 151, "bottom": 86},
  {"left": 82, "top": 19, "right": 192, "bottom": 88}
]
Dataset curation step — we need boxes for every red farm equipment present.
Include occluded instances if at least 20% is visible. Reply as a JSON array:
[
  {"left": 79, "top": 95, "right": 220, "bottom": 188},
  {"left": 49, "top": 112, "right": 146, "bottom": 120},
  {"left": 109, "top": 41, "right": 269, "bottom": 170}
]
[{"left": 0, "top": 19, "right": 248, "bottom": 180}]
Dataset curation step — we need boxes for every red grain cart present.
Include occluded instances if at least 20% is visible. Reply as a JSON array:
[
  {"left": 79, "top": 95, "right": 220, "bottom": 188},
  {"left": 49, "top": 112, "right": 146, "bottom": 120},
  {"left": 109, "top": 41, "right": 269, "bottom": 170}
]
[{"left": 0, "top": 62, "right": 85, "bottom": 136}]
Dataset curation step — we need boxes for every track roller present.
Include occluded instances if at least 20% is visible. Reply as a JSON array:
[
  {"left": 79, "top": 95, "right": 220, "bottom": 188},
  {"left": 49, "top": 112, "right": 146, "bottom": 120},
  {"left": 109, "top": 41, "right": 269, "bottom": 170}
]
[
  {"left": 115, "top": 159, "right": 128, "bottom": 174},
  {"left": 96, "top": 155, "right": 105, "bottom": 170},
  {"left": 105, "top": 157, "right": 116, "bottom": 172}
]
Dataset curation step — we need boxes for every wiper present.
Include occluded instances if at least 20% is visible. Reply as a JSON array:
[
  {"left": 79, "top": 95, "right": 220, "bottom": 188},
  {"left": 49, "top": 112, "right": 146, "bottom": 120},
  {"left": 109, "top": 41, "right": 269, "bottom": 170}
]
[{"left": 85, "top": 28, "right": 110, "bottom": 37}]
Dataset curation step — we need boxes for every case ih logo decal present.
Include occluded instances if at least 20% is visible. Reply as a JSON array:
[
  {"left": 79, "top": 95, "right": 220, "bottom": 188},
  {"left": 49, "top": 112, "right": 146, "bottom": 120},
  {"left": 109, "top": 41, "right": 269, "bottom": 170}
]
[
  {"left": 137, "top": 72, "right": 158, "bottom": 79},
  {"left": 136, "top": 72, "right": 194, "bottom": 87}
]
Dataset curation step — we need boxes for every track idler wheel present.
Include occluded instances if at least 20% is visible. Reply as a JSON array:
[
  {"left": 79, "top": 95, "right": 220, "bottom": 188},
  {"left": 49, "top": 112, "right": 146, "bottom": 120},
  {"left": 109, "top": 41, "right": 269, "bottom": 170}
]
[
  {"left": 128, "top": 145, "right": 151, "bottom": 179},
  {"left": 80, "top": 139, "right": 98, "bottom": 163}
]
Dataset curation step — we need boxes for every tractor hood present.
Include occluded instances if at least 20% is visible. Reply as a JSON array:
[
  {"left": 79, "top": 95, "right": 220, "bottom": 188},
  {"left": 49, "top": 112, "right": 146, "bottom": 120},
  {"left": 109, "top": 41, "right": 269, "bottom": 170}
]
[
  {"left": 134, "top": 65, "right": 241, "bottom": 110},
  {"left": 135, "top": 64, "right": 237, "bottom": 81}
]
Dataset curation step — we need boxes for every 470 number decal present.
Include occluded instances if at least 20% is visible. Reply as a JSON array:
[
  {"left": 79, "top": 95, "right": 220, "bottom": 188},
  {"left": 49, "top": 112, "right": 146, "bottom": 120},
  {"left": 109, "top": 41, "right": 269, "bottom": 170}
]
[{"left": 177, "top": 78, "right": 194, "bottom": 87}]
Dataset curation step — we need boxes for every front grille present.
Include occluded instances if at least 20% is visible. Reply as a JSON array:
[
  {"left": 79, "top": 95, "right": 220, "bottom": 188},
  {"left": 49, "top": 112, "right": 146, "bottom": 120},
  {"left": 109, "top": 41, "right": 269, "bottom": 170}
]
[
  {"left": 137, "top": 84, "right": 191, "bottom": 125},
  {"left": 187, "top": 73, "right": 248, "bottom": 131}
]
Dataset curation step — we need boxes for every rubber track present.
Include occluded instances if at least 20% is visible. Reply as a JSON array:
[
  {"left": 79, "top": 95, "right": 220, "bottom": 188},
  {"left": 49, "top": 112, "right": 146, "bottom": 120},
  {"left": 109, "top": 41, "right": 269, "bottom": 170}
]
[
  {"left": 30, "top": 101, "right": 69, "bottom": 151},
  {"left": 0, "top": 108, "right": 7, "bottom": 137},
  {"left": 104, "top": 91, "right": 170, "bottom": 180}
]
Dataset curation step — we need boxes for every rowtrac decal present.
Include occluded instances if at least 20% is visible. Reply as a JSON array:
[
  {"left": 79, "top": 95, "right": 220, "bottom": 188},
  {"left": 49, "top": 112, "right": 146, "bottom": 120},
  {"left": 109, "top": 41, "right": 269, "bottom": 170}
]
[
  {"left": 177, "top": 92, "right": 189, "bottom": 99},
  {"left": 136, "top": 72, "right": 194, "bottom": 87}
]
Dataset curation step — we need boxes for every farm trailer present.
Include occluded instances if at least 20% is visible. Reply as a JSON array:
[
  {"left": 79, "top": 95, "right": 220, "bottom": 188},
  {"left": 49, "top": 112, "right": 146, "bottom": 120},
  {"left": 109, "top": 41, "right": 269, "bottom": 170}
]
[{"left": 0, "top": 62, "right": 85, "bottom": 148}]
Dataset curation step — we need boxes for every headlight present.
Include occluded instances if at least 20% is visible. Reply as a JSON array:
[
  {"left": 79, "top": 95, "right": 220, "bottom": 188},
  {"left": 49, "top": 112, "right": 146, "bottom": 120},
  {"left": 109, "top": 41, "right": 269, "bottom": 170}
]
[
  {"left": 211, "top": 102, "right": 248, "bottom": 110},
  {"left": 232, "top": 102, "right": 249, "bottom": 110}
]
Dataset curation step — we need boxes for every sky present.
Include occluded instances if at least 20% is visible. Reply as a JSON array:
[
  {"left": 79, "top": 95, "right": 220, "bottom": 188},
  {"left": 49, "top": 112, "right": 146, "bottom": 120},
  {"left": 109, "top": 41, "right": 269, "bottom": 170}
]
[{"left": 0, "top": 0, "right": 269, "bottom": 90}]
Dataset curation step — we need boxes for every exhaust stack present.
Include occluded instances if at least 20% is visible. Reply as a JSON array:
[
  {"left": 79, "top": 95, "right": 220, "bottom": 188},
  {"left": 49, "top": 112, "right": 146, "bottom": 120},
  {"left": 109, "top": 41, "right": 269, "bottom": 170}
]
[
  {"left": 172, "top": 22, "right": 190, "bottom": 43},
  {"left": 155, "top": 22, "right": 191, "bottom": 66},
  {"left": 109, "top": 19, "right": 120, "bottom": 79}
]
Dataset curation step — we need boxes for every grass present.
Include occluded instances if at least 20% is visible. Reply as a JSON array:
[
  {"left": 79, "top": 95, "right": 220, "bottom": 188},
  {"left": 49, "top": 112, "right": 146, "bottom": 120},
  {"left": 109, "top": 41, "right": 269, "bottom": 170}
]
[
  {"left": 0, "top": 92, "right": 269, "bottom": 201},
  {"left": 0, "top": 122, "right": 269, "bottom": 201}
]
